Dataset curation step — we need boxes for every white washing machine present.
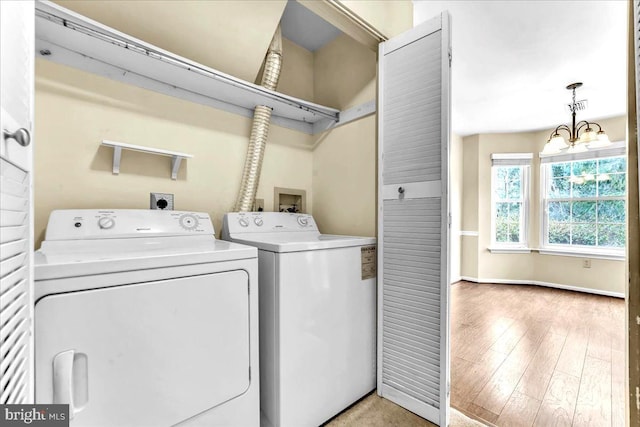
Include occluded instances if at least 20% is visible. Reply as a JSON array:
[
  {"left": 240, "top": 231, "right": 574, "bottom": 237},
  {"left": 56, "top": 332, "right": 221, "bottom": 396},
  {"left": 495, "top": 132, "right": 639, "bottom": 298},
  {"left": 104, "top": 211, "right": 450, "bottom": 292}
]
[
  {"left": 222, "top": 212, "right": 376, "bottom": 427},
  {"left": 34, "top": 209, "right": 259, "bottom": 427}
]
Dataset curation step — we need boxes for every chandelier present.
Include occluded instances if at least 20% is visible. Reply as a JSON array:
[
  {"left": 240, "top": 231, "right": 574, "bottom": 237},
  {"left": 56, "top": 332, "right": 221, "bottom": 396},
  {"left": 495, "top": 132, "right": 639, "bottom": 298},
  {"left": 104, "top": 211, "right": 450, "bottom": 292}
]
[{"left": 541, "top": 82, "right": 611, "bottom": 155}]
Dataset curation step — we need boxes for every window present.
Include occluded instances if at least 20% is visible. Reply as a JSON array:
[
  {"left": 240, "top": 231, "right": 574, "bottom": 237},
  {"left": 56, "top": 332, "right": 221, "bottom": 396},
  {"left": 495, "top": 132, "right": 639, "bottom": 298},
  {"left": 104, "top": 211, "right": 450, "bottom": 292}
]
[
  {"left": 542, "top": 156, "right": 626, "bottom": 252},
  {"left": 491, "top": 154, "right": 531, "bottom": 249}
]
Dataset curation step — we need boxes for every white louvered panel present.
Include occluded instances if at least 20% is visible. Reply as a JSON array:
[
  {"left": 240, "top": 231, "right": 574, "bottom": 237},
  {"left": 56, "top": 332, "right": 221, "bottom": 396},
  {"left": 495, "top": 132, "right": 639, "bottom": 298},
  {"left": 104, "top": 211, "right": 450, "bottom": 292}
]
[
  {"left": 0, "top": 157, "right": 27, "bottom": 183},
  {"left": 0, "top": 176, "right": 28, "bottom": 198},
  {"left": 1, "top": 253, "right": 27, "bottom": 278},
  {"left": 0, "top": 304, "right": 27, "bottom": 344},
  {"left": 0, "top": 240, "right": 27, "bottom": 262},
  {"left": 0, "top": 157, "right": 31, "bottom": 404},
  {"left": 1, "top": 193, "right": 28, "bottom": 212},
  {"left": 382, "top": 33, "right": 441, "bottom": 185},
  {"left": 382, "top": 197, "right": 441, "bottom": 408},
  {"left": 0, "top": 1, "right": 33, "bottom": 129}
]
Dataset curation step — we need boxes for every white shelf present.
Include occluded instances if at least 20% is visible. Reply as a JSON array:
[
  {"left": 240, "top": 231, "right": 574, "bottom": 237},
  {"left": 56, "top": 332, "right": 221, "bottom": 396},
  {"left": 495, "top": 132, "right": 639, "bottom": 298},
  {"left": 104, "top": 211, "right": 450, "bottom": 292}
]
[
  {"left": 101, "top": 140, "right": 193, "bottom": 180},
  {"left": 34, "top": 1, "right": 341, "bottom": 135}
]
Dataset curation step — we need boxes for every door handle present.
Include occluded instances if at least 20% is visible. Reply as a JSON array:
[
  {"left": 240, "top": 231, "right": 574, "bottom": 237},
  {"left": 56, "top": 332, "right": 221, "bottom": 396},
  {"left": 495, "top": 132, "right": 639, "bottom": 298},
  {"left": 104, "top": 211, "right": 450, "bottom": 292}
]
[
  {"left": 3, "top": 128, "right": 30, "bottom": 147},
  {"left": 53, "top": 350, "right": 88, "bottom": 419}
]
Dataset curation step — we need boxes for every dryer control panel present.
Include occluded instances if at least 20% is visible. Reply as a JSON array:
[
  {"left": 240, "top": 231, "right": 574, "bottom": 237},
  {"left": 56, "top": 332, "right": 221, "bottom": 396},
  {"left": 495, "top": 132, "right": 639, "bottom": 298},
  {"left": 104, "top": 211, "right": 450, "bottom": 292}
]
[
  {"left": 223, "top": 212, "right": 318, "bottom": 236},
  {"left": 44, "top": 209, "right": 215, "bottom": 240}
]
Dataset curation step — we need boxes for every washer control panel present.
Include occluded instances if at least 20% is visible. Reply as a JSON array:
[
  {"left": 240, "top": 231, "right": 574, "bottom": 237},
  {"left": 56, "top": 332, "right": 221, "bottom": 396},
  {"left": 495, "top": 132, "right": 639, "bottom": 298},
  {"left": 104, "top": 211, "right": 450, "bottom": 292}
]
[
  {"left": 223, "top": 212, "right": 318, "bottom": 235},
  {"left": 45, "top": 210, "right": 215, "bottom": 240}
]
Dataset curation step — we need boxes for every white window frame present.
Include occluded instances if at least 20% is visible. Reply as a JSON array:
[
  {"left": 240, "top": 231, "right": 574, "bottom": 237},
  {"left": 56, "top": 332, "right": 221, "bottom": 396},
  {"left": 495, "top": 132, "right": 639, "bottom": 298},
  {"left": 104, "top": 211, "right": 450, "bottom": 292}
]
[
  {"left": 539, "top": 142, "right": 626, "bottom": 259},
  {"left": 490, "top": 153, "right": 532, "bottom": 252}
]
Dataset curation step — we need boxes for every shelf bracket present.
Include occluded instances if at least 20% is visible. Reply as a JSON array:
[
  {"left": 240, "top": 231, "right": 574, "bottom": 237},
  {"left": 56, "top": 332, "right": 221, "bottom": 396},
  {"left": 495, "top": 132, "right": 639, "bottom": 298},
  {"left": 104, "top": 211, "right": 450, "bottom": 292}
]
[
  {"left": 171, "top": 156, "right": 183, "bottom": 180},
  {"left": 112, "top": 146, "right": 122, "bottom": 175}
]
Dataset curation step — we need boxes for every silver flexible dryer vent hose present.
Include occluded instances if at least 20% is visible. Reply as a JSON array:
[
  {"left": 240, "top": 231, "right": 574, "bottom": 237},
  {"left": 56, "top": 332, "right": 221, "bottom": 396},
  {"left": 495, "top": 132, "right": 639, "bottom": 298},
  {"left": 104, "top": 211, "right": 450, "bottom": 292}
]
[{"left": 234, "top": 26, "right": 282, "bottom": 212}]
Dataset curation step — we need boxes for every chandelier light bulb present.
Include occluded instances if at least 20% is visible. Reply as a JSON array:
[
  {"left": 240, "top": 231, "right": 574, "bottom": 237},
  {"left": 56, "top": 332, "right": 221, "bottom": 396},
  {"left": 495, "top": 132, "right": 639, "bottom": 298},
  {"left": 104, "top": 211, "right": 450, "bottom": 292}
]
[
  {"left": 550, "top": 134, "right": 567, "bottom": 149},
  {"left": 542, "top": 139, "right": 561, "bottom": 155},
  {"left": 579, "top": 128, "right": 598, "bottom": 143},
  {"left": 567, "top": 142, "right": 588, "bottom": 154},
  {"left": 588, "top": 131, "right": 612, "bottom": 148}
]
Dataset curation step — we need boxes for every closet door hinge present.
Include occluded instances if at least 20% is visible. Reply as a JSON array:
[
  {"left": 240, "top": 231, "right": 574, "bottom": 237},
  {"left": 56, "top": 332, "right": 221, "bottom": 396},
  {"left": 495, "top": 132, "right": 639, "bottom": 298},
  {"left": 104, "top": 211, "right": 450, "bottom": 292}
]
[{"left": 448, "top": 48, "right": 452, "bottom": 67}]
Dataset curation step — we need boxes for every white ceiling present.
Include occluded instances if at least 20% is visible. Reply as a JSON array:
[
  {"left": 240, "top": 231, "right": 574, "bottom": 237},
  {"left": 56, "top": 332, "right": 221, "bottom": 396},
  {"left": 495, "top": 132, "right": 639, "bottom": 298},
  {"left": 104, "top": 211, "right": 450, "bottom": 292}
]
[{"left": 413, "top": 0, "right": 628, "bottom": 136}]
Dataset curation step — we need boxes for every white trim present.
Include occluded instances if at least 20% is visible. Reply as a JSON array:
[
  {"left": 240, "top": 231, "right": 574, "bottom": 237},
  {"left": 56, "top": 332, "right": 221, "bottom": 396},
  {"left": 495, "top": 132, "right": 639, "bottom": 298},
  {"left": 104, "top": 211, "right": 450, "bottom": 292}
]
[
  {"left": 382, "top": 180, "right": 441, "bottom": 200},
  {"left": 459, "top": 276, "right": 625, "bottom": 299},
  {"left": 488, "top": 247, "right": 531, "bottom": 254},
  {"left": 460, "top": 230, "right": 478, "bottom": 236},
  {"left": 538, "top": 247, "right": 625, "bottom": 260},
  {"left": 491, "top": 153, "right": 534, "bottom": 160},
  {"left": 376, "top": 35, "right": 384, "bottom": 405},
  {"left": 491, "top": 153, "right": 534, "bottom": 167},
  {"left": 440, "top": 11, "right": 452, "bottom": 427},
  {"left": 450, "top": 275, "right": 462, "bottom": 284}
]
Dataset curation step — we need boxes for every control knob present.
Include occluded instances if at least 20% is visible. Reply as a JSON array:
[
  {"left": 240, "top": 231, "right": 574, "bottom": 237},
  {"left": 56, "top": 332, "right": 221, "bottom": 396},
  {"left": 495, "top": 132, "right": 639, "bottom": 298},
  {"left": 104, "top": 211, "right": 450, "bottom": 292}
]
[
  {"left": 254, "top": 217, "right": 263, "bottom": 226},
  {"left": 98, "top": 217, "right": 115, "bottom": 230},
  {"left": 297, "top": 216, "right": 308, "bottom": 226},
  {"left": 238, "top": 217, "right": 250, "bottom": 227}
]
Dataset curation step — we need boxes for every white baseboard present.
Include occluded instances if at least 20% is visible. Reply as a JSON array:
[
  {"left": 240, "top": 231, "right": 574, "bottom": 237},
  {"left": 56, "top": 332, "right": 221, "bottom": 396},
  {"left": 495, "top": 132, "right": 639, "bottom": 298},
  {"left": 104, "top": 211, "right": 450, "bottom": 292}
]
[
  {"left": 450, "top": 276, "right": 462, "bottom": 284},
  {"left": 459, "top": 276, "right": 625, "bottom": 299}
]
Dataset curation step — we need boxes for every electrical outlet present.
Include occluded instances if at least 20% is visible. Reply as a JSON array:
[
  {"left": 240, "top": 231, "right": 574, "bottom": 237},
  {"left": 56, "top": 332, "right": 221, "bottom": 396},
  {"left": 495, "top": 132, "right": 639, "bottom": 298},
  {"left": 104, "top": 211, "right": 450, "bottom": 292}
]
[
  {"left": 254, "top": 198, "right": 264, "bottom": 212},
  {"left": 150, "top": 193, "right": 174, "bottom": 210},
  {"left": 582, "top": 259, "right": 591, "bottom": 268}
]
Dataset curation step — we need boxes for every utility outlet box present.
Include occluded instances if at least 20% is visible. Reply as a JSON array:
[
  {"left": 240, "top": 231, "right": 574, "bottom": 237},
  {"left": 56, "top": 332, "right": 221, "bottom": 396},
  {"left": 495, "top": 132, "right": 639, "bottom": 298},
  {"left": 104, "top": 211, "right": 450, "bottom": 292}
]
[
  {"left": 150, "top": 193, "right": 174, "bottom": 210},
  {"left": 274, "top": 187, "right": 306, "bottom": 213},
  {"left": 582, "top": 259, "right": 591, "bottom": 268},
  {"left": 253, "top": 198, "right": 264, "bottom": 212}
]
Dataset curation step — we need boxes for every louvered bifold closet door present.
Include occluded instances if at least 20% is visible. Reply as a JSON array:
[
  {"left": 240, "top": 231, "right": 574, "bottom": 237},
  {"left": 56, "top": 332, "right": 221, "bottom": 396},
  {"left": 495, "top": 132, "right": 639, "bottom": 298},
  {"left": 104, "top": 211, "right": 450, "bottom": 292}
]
[
  {"left": 377, "top": 12, "right": 451, "bottom": 426},
  {"left": 0, "top": 157, "right": 31, "bottom": 404}
]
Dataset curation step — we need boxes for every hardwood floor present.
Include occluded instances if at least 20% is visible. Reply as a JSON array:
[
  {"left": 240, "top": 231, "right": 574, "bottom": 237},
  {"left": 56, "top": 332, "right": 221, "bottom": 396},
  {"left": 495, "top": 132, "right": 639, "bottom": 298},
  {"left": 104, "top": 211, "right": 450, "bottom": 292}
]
[{"left": 451, "top": 282, "right": 625, "bottom": 426}]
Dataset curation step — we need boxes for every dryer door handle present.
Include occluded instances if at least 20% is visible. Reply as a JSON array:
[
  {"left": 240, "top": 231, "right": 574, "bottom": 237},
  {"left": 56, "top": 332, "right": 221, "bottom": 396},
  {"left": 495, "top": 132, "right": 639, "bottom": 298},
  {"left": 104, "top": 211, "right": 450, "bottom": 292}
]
[{"left": 53, "top": 350, "right": 88, "bottom": 419}]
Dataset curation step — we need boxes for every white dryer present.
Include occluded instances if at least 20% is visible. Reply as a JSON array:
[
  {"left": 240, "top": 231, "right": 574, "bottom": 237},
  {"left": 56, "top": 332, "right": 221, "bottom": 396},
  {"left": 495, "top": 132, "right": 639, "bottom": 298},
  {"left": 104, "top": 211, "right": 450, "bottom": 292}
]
[
  {"left": 222, "top": 212, "right": 376, "bottom": 427},
  {"left": 34, "top": 209, "right": 259, "bottom": 426}
]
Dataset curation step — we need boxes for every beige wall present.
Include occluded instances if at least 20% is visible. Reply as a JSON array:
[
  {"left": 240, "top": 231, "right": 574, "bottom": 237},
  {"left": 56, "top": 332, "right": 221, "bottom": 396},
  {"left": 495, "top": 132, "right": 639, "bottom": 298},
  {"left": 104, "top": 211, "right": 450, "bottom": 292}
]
[
  {"left": 278, "top": 38, "right": 314, "bottom": 102},
  {"left": 339, "top": 0, "right": 413, "bottom": 38},
  {"left": 313, "top": 34, "right": 377, "bottom": 110},
  {"left": 461, "top": 115, "right": 627, "bottom": 295},
  {"left": 311, "top": 33, "right": 378, "bottom": 237},
  {"left": 53, "top": 0, "right": 287, "bottom": 83},
  {"left": 312, "top": 116, "right": 376, "bottom": 237},
  {"left": 34, "top": 59, "right": 313, "bottom": 247},
  {"left": 461, "top": 134, "right": 479, "bottom": 278},
  {"left": 450, "top": 133, "right": 463, "bottom": 281}
]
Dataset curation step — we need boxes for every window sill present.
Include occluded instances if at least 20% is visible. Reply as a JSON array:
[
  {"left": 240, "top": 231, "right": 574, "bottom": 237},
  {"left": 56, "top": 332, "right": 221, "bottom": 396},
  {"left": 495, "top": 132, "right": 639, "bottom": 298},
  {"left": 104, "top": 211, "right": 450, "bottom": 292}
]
[
  {"left": 537, "top": 247, "right": 625, "bottom": 261},
  {"left": 488, "top": 247, "right": 532, "bottom": 254}
]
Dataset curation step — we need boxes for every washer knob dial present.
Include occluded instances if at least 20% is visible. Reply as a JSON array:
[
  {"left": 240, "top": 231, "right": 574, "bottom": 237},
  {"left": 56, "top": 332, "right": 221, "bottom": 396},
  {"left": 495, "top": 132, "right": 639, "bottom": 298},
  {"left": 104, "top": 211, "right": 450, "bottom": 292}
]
[
  {"left": 179, "top": 214, "right": 199, "bottom": 230},
  {"left": 297, "top": 216, "right": 308, "bottom": 226},
  {"left": 98, "top": 217, "right": 115, "bottom": 230},
  {"left": 254, "top": 217, "right": 264, "bottom": 226},
  {"left": 238, "top": 217, "right": 250, "bottom": 227}
]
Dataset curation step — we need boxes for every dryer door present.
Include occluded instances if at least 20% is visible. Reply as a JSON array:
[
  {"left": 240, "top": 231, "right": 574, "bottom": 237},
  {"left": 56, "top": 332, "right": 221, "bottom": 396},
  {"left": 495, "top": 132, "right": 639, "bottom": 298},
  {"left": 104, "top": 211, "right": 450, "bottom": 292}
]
[{"left": 35, "top": 270, "right": 250, "bottom": 426}]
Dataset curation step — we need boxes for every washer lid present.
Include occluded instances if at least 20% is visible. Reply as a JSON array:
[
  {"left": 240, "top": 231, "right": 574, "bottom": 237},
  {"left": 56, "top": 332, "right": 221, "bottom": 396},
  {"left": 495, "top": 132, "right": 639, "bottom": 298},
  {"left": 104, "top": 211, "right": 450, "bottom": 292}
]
[
  {"left": 35, "top": 236, "right": 256, "bottom": 280},
  {"left": 229, "top": 232, "right": 376, "bottom": 253}
]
